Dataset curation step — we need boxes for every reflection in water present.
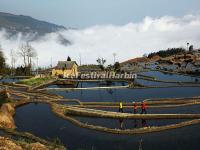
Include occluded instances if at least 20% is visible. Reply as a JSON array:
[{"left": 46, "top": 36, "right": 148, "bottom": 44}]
[
  {"left": 50, "top": 87, "right": 200, "bottom": 102},
  {"left": 56, "top": 84, "right": 76, "bottom": 88},
  {"left": 77, "top": 81, "right": 128, "bottom": 88},
  {"left": 100, "top": 81, "right": 112, "bottom": 86},
  {"left": 141, "top": 119, "right": 147, "bottom": 127},
  {"left": 134, "top": 119, "right": 138, "bottom": 128},
  {"left": 119, "top": 119, "right": 124, "bottom": 129},
  {"left": 118, "top": 119, "right": 147, "bottom": 130},
  {"left": 139, "top": 139, "right": 143, "bottom": 150},
  {"left": 0, "top": 78, "right": 20, "bottom": 83},
  {"left": 140, "top": 71, "right": 200, "bottom": 82},
  {"left": 133, "top": 119, "right": 147, "bottom": 128},
  {"left": 15, "top": 104, "right": 200, "bottom": 150},
  {"left": 106, "top": 89, "right": 114, "bottom": 95}
]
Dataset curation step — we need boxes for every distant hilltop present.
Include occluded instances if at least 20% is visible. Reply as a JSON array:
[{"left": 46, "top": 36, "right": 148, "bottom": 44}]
[
  {"left": 0, "top": 12, "right": 71, "bottom": 45},
  {"left": 120, "top": 48, "right": 200, "bottom": 73},
  {"left": 0, "top": 12, "right": 66, "bottom": 35},
  {"left": 121, "top": 48, "right": 200, "bottom": 65}
]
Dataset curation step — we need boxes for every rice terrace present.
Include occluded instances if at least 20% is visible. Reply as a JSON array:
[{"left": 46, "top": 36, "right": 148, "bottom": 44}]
[{"left": 1, "top": 0, "right": 200, "bottom": 150}]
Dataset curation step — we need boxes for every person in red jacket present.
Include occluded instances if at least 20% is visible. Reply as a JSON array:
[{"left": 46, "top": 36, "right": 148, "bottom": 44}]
[
  {"left": 119, "top": 102, "right": 123, "bottom": 113},
  {"left": 141, "top": 101, "right": 147, "bottom": 114},
  {"left": 133, "top": 102, "right": 138, "bottom": 114}
]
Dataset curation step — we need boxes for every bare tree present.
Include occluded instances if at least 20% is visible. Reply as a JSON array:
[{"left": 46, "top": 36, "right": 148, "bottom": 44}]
[
  {"left": 18, "top": 43, "right": 28, "bottom": 67},
  {"left": 96, "top": 57, "right": 106, "bottom": 70},
  {"left": 10, "top": 49, "right": 18, "bottom": 75},
  {"left": 0, "top": 44, "right": 6, "bottom": 73},
  {"left": 18, "top": 42, "right": 37, "bottom": 68},
  {"left": 26, "top": 43, "right": 37, "bottom": 68},
  {"left": 96, "top": 57, "right": 106, "bottom": 66}
]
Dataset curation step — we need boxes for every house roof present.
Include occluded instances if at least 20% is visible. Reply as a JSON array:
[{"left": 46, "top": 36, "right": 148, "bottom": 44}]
[{"left": 55, "top": 61, "right": 78, "bottom": 69}]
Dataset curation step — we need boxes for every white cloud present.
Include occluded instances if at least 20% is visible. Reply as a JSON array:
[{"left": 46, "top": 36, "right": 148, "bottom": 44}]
[{"left": 1, "top": 14, "right": 200, "bottom": 67}]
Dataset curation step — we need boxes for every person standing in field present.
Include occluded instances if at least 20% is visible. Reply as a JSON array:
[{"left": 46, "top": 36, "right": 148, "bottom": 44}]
[
  {"left": 119, "top": 102, "right": 123, "bottom": 113},
  {"left": 133, "top": 102, "right": 138, "bottom": 114},
  {"left": 141, "top": 101, "right": 147, "bottom": 114}
]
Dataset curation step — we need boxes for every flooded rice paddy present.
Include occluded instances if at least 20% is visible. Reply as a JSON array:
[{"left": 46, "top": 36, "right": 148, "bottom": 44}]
[
  {"left": 12, "top": 70, "right": 200, "bottom": 150},
  {"left": 48, "top": 87, "right": 200, "bottom": 102},
  {"left": 15, "top": 103, "right": 200, "bottom": 150},
  {"left": 139, "top": 71, "right": 200, "bottom": 82}
]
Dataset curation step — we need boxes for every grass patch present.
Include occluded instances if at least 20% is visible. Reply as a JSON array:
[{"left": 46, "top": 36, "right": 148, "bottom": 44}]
[
  {"left": 0, "top": 97, "right": 6, "bottom": 106},
  {"left": 0, "top": 96, "right": 12, "bottom": 106},
  {"left": 18, "top": 77, "right": 54, "bottom": 86}
]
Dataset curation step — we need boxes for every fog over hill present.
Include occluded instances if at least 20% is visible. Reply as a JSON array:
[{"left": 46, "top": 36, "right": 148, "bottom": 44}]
[
  {"left": 0, "top": 12, "right": 200, "bottom": 67},
  {"left": 0, "top": 12, "right": 66, "bottom": 35}
]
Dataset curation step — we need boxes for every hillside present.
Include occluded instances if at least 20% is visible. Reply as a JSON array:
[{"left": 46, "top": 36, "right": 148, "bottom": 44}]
[{"left": 0, "top": 12, "right": 66, "bottom": 35}]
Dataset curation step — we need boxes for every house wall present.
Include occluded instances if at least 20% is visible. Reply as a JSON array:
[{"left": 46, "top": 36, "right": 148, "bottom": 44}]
[
  {"left": 52, "top": 64, "right": 78, "bottom": 78},
  {"left": 52, "top": 69, "right": 63, "bottom": 77}
]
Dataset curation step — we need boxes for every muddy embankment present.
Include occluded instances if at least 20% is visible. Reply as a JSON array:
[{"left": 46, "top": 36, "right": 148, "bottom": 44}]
[
  {"left": 0, "top": 103, "right": 16, "bottom": 129},
  {"left": 1, "top": 83, "right": 200, "bottom": 136},
  {"left": 0, "top": 89, "right": 16, "bottom": 129},
  {"left": 0, "top": 87, "right": 67, "bottom": 150},
  {"left": 0, "top": 136, "right": 50, "bottom": 150}
]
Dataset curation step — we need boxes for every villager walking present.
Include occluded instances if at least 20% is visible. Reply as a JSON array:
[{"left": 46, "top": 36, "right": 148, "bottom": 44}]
[
  {"left": 119, "top": 102, "right": 123, "bottom": 113},
  {"left": 133, "top": 102, "right": 138, "bottom": 114},
  {"left": 141, "top": 101, "right": 147, "bottom": 114}
]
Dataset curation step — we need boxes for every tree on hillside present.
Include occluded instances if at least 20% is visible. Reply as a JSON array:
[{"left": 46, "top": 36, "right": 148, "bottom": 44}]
[
  {"left": 148, "top": 48, "right": 186, "bottom": 58},
  {"left": 15, "top": 66, "right": 26, "bottom": 76},
  {"left": 96, "top": 57, "right": 106, "bottom": 71},
  {"left": 26, "top": 44, "right": 37, "bottom": 68},
  {"left": 143, "top": 53, "right": 147, "bottom": 57},
  {"left": 17, "top": 42, "right": 37, "bottom": 75},
  {"left": 18, "top": 44, "right": 28, "bottom": 67},
  {"left": 114, "top": 62, "right": 121, "bottom": 72},
  {"left": 189, "top": 45, "right": 193, "bottom": 52},
  {"left": 0, "top": 45, "right": 6, "bottom": 73},
  {"left": 10, "top": 49, "right": 18, "bottom": 75},
  {"left": 67, "top": 56, "right": 71, "bottom": 61},
  {"left": 18, "top": 42, "right": 37, "bottom": 67},
  {"left": 106, "top": 64, "right": 113, "bottom": 71}
]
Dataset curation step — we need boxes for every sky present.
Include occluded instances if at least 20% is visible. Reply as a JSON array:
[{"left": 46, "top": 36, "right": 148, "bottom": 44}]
[
  {"left": 0, "top": 0, "right": 200, "bottom": 28},
  {"left": 0, "top": 0, "right": 200, "bottom": 67}
]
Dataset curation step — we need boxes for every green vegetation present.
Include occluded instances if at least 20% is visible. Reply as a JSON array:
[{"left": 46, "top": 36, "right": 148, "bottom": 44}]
[
  {"left": 0, "top": 96, "right": 12, "bottom": 106},
  {"left": 79, "top": 64, "right": 102, "bottom": 71},
  {"left": 15, "top": 66, "right": 32, "bottom": 76},
  {"left": 0, "top": 49, "right": 6, "bottom": 73},
  {"left": 67, "top": 56, "right": 71, "bottom": 61},
  {"left": 0, "top": 44, "right": 33, "bottom": 76},
  {"left": 96, "top": 57, "right": 106, "bottom": 70},
  {"left": 148, "top": 48, "right": 186, "bottom": 58},
  {"left": 0, "top": 46, "right": 9, "bottom": 74},
  {"left": 18, "top": 76, "right": 53, "bottom": 86},
  {"left": 113, "top": 62, "right": 121, "bottom": 72},
  {"left": 0, "top": 97, "right": 6, "bottom": 106}
]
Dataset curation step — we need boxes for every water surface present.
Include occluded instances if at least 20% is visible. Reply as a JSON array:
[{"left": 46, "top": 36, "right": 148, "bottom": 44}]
[
  {"left": 139, "top": 71, "right": 200, "bottom": 82},
  {"left": 48, "top": 87, "right": 200, "bottom": 102},
  {"left": 14, "top": 103, "right": 200, "bottom": 150}
]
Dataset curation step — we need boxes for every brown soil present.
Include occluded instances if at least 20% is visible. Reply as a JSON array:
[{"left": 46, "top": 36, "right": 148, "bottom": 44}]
[
  {"left": 0, "top": 136, "right": 49, "bottom": 150},
  {"left": 0, "top": 103, "right": 16, "bottom": 129}
]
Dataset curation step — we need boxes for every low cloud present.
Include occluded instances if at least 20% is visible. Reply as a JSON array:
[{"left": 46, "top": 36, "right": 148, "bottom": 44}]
[{"left": 1, "top": 14, "right": 200, "bottom": 67}]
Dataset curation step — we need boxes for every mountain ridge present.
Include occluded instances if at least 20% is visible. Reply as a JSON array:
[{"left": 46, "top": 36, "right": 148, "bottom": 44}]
[{"left": 0, "top": 12, "right": 66, "bottom": 35}]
